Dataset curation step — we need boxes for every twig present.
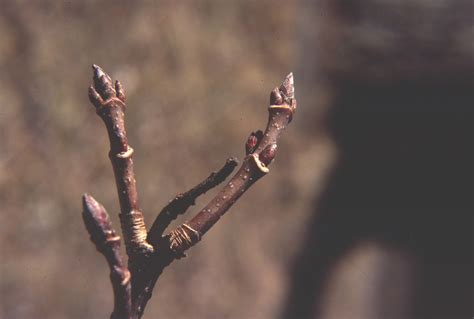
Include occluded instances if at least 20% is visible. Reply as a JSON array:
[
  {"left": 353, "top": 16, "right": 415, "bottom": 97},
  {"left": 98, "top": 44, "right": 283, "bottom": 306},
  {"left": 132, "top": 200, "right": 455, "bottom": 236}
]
[
  {"left": 82, "top": 194, "right": 132, "bottom": 319},
  {"left": 147, "top": 157, "right": 238, "bottom": 245},
  {"left": 88, "top": 65, "right": 154, "bottom": 257},
  {"left": 132, "top": 72, "right": 297, "bottom": 316},
  {"left": 84, "top": 66, "right": 296, "bottom": 318},
  {"left": 167, "top": 72, "right": 296, "bottom": 255}
]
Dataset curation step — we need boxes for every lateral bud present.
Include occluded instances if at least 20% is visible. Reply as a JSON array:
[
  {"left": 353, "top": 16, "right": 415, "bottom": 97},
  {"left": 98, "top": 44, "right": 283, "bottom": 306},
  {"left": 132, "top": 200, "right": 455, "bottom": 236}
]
[
  {"left": 82, "top": 194, "right": 116, "bottom": 246},
  {"left": 270, "top": 87, "right": 284, "bottom": 105},
  {"left": 245, "top": 130, "right": 263, "bottom": 155},
  {"left": 259, "top": 144, "right": 277, "bottom": 166}
]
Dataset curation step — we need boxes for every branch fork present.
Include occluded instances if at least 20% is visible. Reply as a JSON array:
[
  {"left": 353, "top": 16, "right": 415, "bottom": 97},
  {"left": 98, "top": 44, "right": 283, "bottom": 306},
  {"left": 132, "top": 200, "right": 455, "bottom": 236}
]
[{"left": 82, "top": 65, "right": 296, "bottom": 318}]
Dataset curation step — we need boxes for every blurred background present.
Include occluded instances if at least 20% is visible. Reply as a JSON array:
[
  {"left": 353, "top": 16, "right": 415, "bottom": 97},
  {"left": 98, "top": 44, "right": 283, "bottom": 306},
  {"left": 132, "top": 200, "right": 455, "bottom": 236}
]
[{"left": 0, "top": 1, "right": 472, "bottom": 319}]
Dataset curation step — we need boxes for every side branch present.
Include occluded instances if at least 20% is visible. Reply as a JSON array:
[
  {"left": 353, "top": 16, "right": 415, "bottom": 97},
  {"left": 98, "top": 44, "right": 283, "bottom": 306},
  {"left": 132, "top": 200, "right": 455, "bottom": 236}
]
[
  {"left": 133, "top": 73, "right": 297, "bottom": 315},
  {"left": 148, "top": 157, "right": 238, "bottom": 245},
  {"left": 82, "top": 194, "right": 132, "bottom": 319},
  {"left": 88, "top": 65, "right": 153, "bottom": 256},
  {"left": 167, "top": 72, "right": 296, "bottom": 255}
]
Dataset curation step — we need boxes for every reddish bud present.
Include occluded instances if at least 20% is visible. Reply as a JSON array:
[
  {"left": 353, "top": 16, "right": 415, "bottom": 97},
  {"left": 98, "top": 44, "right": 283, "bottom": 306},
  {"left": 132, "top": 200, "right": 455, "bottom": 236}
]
[
  {"left": 245, "top": 130, "right": 263, "bottom": 155},
  {"left": 82, "top": 193, "right": 114, "bottom": 245},
  {"left": 259, "top": 144, "right": 277, "bottom": 166},
  {"left": 246, "top": 135, "right": 258, "bottom": 155}
]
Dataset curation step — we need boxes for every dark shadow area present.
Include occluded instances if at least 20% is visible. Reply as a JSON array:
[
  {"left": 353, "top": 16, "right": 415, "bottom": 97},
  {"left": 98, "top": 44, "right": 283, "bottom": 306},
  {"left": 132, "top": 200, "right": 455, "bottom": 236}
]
[
  {"left": 283, "top": 79, "right": 473, "bottom": 318},
  {"left": 284, "top": 0, "right": 473, "bottom": 317}
]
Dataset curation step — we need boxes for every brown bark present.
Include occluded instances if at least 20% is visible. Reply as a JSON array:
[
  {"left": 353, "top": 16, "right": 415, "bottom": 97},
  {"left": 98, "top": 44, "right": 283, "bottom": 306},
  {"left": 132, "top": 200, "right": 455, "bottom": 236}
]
[
  {"left": 147, "top": 158, "right": 238, "bottom": 245},
  {"left": 82, "top": 194, "right": 132, "bottom": 319},
  {"left": 166, "top": 72, "right": 296, "bottom": 255},
  {"left": 89, "top": 64, "right": 153, "bottom": 257},
  {"left": 83, "top": 65, "right": 296, "bottom": 318}
]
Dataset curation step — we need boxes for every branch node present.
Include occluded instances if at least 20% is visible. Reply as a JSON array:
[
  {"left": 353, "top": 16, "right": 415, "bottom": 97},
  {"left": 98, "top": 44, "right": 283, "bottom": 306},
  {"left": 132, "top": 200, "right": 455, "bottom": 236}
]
[
  {"left": 116, "top": 146, "right": 134, "bottom": 159},
  {"left": 169, "top": 223, "right": 201, "bottom": 256},
  {"left": 120, "top": 210, "right": 154, "bottom": 255},
  {"left": 250, "top": 154, "right": 270, "bottom": 174},
  {"left": 106, "top": 235, "right": 121, "bottom": 243},
  {"left": 148, "top": 158, "right": 238, "bottom": 244},
  {"left": 121, "top": 270, "right": 131, "bottom": 286},
  {"left": 269, "top": 104, "right": 293, "bottom": 111},
  {"left": 182, "top": 223, "right": 201, "bottom": 241}
]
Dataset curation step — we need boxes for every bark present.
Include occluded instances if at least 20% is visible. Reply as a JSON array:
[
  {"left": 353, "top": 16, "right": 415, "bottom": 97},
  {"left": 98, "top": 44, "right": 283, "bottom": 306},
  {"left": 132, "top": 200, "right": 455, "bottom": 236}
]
[{"left": 83, "top": 65, "right": 297, "bottom": 318}]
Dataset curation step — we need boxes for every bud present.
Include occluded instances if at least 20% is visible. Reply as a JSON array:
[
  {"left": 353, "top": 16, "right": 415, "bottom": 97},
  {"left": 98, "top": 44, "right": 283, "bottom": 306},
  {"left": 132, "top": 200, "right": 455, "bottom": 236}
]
[
  {"left": 259, "top": 144, "right": 277, "bottom": 166},
  {"left": 270, "top": 87, "right": 284, "bottom": 105},
  {"left": 92, "top": 64, "right": 116, "bottom": 99},
  {"left": 279, "top": 72, "right": 294, "bottom": 100},
  {"left": 82, "top": 193, "right": 114, "bottom": 245},
  {"left": 245, "top": 130, "right": 263, "bottom": 155},
  {"left": 245, "top": 135, "right": 257, "bottom": 155},
  {"left": 115, "top": 80, "right": 126, "bottom": 102},
  {"left": 88, "top": 86, "right": 104, "bottom": 109}
]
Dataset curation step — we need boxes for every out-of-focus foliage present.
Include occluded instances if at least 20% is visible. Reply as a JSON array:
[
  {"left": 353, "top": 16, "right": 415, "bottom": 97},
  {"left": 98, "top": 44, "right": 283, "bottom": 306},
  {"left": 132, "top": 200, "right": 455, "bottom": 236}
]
[{"left": 0, "top": 2, "right": 331, "bottom": 318}]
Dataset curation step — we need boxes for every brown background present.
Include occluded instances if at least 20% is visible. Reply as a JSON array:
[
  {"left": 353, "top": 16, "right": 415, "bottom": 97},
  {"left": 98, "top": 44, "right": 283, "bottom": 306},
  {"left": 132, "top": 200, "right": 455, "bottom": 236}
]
[
  {"left": 0, "top": 1, "right": 472, "bottom": 319},
  {"left": 0, "top": 2, "right": 331, "bottom": 318}
]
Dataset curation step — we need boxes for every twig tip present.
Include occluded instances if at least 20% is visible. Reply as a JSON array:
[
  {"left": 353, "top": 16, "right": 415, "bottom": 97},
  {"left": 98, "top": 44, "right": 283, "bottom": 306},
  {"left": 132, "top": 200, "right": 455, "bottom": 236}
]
[
  {"left": 280, "top": 72, "right": 295, "bottom": 100},
  {"left": 93, "top": 64, "right": 107, "bottom": 79},
  {"left": 90, "top": 64, "right": 116, "bottom": 100},
  {"left": 82, "top": 192, "right": 93, "bottom": 206},
  {"left": 82, "top": 193, "right": 102, "bottom": 215}
]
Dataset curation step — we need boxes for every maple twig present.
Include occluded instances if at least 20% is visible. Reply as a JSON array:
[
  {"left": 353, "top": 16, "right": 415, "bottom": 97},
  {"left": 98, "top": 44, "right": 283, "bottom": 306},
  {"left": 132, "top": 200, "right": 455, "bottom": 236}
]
[
  {"left": 84, "top": 65, "right": 296, "bottom": 318},
  {"left": 88, "top": 65, "right": 153, "bottom": 257},
  {"left": 133, "top": 73, "right": 297, "bottom": 316},
  {"left": 82, "top": 194, "right": 132, "bottom": 319},
  {"left": 167, "top": 72, "right": 296, "bottom": 255}
]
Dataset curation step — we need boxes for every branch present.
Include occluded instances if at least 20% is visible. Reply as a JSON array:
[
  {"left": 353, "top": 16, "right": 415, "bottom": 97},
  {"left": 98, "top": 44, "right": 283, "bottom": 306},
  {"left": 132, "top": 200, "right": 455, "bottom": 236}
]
[
  {"left": 82, "top": 194, "right": 132, "bottom": 319},
  {"left": 88, "top": 65, "right": 153, "bottom": 257},
  {"left": 133, "top": 73, "right": 297, "bottom": 316},
  {"left": 84, "top": 65, "right": 296, "bottom": 318},
  {"left": 167, "top": 72, "right": 296, "bottom": 255},
  {"left": 147, "top": 157, "right": 238, "bottom": 245}
]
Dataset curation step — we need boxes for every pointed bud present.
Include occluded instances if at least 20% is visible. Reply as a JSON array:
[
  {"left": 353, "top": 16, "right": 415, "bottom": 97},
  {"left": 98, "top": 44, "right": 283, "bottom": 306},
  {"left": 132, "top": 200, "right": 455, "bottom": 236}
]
[
  {"left": 245, "top": 130, "right": 263, "bottom": 155},
  {"left": 259, "top": 144, "right": 277, "bottom": 166},
  {"left": 88, "top": 86, "right": 104, "bottom": 109},
  {"left": 92, "top": 64, "right": 116, "bottom": 100},
  {"left": 270, "top": 87, "right": 284, "bottom": 105},
  {"left": 82, "top": 194, "right": 114, "bottom": 245},
  {"left": 279, "top": 72, "right": 294, "bottom": 100},
  {"left": 92, "top": 64, "right": 106, "bottom": 79},
  {"left": 115, "top": 80, "right": 126, "bottom": 102}
]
